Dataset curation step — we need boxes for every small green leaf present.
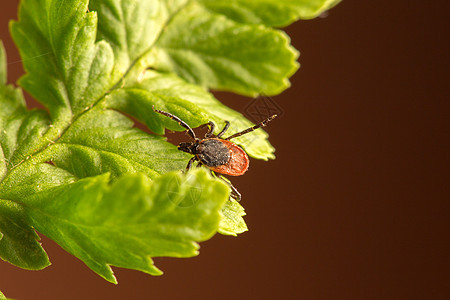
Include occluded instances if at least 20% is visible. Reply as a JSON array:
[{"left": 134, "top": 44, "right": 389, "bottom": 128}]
[
  {"left": 152, "top": 2, "right": 299, "bottom": 96},
  {"left": 198, "top": 0, "right": 342, "bottom": 27},
  {"left": 106, "top": 84, "right": 209, "bottom": 136},
  {"left": 219, "top": 199, "right": 248, "bottom": 236},
  {"left": 0, "top": 289, "right": 5, "bottom": 300},
  {"left": 10, "top": 0, "right": 116, "bottom": 121},
  {"left": 88, "top": 0, "right": 165, "bottom": 75},
  {"left": 0, "top": 90, "right": 50, "bottom": 170},
  {"left": 109, "top": 70, "right": 275, "bottom": 160},
  {"left": 0, "top": 41, "right": 6, "bottom": 85},
  {"left": 141, "top": 71, "right": 276, "bottom": 160},
  {"left": 23, "top": 169, "right": 229, "bottom": 283},
  {"left": 0, "top": 200, "right": 50, "bottom": 270}
]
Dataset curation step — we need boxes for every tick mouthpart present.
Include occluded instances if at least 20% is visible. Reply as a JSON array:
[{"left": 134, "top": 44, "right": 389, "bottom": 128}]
[{"left": 178, "top": 142, "right": 196, "bottom": 154}]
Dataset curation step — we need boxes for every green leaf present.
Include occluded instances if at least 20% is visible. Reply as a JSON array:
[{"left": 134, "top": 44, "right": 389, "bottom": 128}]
[
  {"left": 106, "top": 80, "right": 209, "bottom": 136},
  {"left": 0, "top": 162, "right": 77, "bottom": 202},
  {"left": 151, "top": 2, "right": 299, "bottom": 96},
  {"left": 0, "top": 84, "right": 60, "bottom": 270},
  {"left": 0, "top": 41, "right": 6, "bottom": 85},
  {"left": 50, "top": 105, "right": 189, "bottom": 180},
  {"left": 0, "top": 290, "right": 5, "bottom": 300},
  {"left": 1, "top": 0, "right": 338, "bottom": 282},
  {"left": 0, "top": 42, "right": 53, "bottom": 270},
  {"left": 0, "top": 50, "right": 76, "bottom": 198},
  {"left": 0, "top": 200, "right": 50, "bottom": 270},
  {"left": 23, "top": 169, "right": 229, "bottom": 283},
  {"left": 88, "top": 0, "right": 165, "bottom": 75},
  {"left": 10, "top": 0, "right": 116, "bottom": 121},
  {"left": 2, "top": 0, "right": 234, "bottom": 277},
  {"left": 197, "top": 0, "right": 342, "bottom": 27},
  {"left": 109, "top": 70, "right": 275, "bottom": 160},
  {"left": 0, "top": 86, "right": 51, "bottom": 173},
  {"left": 219, "top": 199, "right": 248, "bottom": 236}
]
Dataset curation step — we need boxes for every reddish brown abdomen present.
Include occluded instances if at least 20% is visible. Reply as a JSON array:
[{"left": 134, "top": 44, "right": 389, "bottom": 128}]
[{"left": 209, "top": 140, "right": 249, "bottom": 176}]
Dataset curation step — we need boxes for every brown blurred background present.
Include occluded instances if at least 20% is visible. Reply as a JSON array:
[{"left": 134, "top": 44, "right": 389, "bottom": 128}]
[{"left": 1, "top": 1, "right": 449, "bottom": 299}]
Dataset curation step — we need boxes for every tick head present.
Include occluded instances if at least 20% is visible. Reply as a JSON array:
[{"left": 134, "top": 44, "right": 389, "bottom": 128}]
[{"left": 178, "top": 141, "right": 197, "bottom": 154}]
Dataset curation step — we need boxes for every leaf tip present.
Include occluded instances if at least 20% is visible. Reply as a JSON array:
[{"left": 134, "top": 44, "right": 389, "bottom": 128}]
[
  {"left": 0, "top": 40, "right": 6, "bottom": 85},
  {"left": 102, "top": 266, "right": 118, "bottom": 284}
]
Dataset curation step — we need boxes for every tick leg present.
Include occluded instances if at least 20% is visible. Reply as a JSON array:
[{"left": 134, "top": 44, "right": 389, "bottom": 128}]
[
  {"left": 199, "top": 121, "right": 215, "bottom": 138},
  {"left": 186, "top": 156, "right": 197, "bottom": 172},
  {"left": 229, "top": 185, "right": 242, "bottom": 201},
  {"left": 225, "top": 115, "right": 277, "bottom": 140},
  {"left": 152, "top": 106, "right": 197, "bottom": 140},
  {"left": 219, "top": 175, "right": 242, "bottom": 201},
  {"left": 216, "top": 121, "right": 230, "bottom": 138}
]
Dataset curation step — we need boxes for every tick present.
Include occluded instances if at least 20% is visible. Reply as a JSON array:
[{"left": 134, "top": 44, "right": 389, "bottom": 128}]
[{"left": 153, "top": 106, "right": 276, "bottom": 200}]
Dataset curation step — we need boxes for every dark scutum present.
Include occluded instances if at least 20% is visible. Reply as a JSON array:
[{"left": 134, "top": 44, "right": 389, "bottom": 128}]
[{"left": 197, "top": 139, "right": 230, "bottom": 167}]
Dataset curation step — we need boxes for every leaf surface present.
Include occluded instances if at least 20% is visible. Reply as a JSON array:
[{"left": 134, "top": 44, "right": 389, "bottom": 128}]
[
  {"left": 219, "top": 199, "right": 248, "bottom": 236},
  {"left": 10, "top": 0, "right": 116, "bottom": 122},
  {"left": 108, "top": 71, "right": 275, "bottom": 160},
  {"left": 0, "top": 200, "right": 50, "bottom": 270},
  {"left": 197, "top": 0, "right": 342, "bottom": 27},
  {"left": 24, "top": 169, "right": 228, "bottom": 283},
  {"left": 0, "top": 44, "right": 51, "bottom": 270},
  {"left": 151, "top": 2, "right": 299, "bottom": 96}
]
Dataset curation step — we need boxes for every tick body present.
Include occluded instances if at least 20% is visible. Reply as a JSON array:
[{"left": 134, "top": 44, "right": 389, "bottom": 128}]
[
  {"left": 196, "top": 138, "right": 249, "bottom": 176},
  {"left": 153, "top": 106, "right": 276, "bottom": 200}
]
